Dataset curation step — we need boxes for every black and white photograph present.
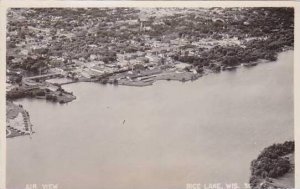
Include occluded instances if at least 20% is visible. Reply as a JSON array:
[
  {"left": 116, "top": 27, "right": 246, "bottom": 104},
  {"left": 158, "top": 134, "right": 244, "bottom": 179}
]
[{"left": 3, "top": 4, "right": 296, "bottom": 189}]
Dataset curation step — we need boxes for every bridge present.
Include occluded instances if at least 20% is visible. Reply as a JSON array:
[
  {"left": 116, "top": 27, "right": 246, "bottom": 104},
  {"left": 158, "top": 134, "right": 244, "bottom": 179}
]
[{"left": 25, "top": 73, "right": 62, "bottom": 81}]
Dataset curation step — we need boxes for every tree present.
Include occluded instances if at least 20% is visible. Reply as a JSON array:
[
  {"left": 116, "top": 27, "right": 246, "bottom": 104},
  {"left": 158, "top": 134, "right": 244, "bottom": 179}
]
[{"left": 222, "top": 56, "right": 239, "bottom": 67}]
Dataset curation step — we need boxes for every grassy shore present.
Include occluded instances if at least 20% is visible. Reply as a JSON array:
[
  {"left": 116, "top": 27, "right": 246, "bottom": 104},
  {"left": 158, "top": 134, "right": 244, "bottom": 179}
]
[{"left": 6, "top": 101, "right": 33, "bottom": 138}]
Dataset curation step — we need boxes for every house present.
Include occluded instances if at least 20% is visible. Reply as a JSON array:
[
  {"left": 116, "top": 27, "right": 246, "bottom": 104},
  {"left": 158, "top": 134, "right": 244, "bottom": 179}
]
[
  {"left": 175, "top": 63, "right": 192, "bottom": 70},
  {"left": 49, "top": 68, "right": 65, "bottom": 75}
]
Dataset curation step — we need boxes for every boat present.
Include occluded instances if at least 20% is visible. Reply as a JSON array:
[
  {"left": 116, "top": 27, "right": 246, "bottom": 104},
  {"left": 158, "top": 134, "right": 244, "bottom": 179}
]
[
  {"left": 225, "top": 66, "right": 237, "bottom": 71},
  {"left": 244, "top": 62, "right": 258, "bottom": 67}
]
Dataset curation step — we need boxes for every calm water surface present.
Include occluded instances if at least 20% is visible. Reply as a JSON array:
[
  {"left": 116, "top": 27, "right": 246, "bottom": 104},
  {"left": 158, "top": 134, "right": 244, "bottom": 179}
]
[{"left": 7, "top": 51, "right": 294, "bottom": 189}]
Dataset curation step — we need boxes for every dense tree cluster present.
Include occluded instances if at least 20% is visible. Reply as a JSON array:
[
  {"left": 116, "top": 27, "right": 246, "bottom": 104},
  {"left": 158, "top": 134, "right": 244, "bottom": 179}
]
[
  {"left": 250, "top": 141, "right": 294, "bottom": 188},
  {"left": 45, "top": 94, "right": 58, "bottom": 101},
  {"left": 7, "top": 87, "right": 47, "bottom": 99}
]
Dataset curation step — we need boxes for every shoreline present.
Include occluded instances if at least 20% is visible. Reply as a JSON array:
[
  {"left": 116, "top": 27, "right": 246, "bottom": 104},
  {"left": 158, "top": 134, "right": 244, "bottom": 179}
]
[
  {"left": 62, "top": 49, "right": 294, "bottom": 88},
  {"left": 6, "top": 49, "right": 294, "bottom": 104}
]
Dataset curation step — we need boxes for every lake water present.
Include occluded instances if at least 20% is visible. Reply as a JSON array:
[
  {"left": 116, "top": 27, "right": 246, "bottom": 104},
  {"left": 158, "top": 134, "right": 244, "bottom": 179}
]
[{"left": 7, "top": 51, "right": 294, "bottom": 189}]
